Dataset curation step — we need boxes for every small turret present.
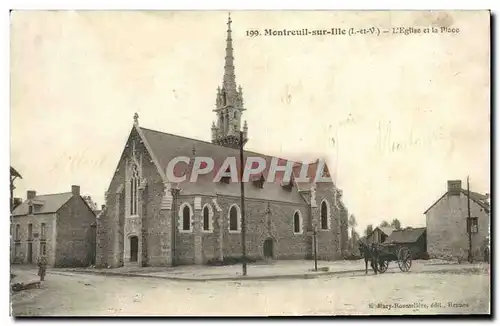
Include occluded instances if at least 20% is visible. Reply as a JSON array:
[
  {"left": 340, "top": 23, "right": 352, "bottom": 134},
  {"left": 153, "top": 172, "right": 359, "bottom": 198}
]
[
  {"left": 211, "top": 121, "right": 218, "bottom": 142},
  {"left": 242, "top": 120, "right": 248, "bottom": 142}
]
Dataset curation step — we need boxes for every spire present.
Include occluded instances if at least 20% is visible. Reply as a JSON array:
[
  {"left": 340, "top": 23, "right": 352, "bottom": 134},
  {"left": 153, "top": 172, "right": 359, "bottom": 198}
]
[
  {"left": 211, "top": 13, "right": 248, "bottom": 149},
  {"left": 223, "top": 12, "right": 237, "bottom": 98}
]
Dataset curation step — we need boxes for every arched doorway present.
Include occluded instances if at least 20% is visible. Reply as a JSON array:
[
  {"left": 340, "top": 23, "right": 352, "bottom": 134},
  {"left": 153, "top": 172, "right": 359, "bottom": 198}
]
[
  {"left": 130, "top": 236, "right": 138, "bottom": 262},
  {"left": 263, "top": 238, "right": 274, "bottom": 259}
]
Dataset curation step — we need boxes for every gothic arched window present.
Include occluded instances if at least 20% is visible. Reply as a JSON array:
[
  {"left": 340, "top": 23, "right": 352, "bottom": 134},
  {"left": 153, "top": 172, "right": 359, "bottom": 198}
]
[
  {"left": 130, "top": 163, "right": 140, "bottom": 216},
  {"left": 220, "top": 115, "right": 224, "bottom": 130},
  {"left": 229, "top": 204, "right": 240, "bottom": 232},
  {"left": 321, "top": 200, "right": 329, "bottom": 230},
  {"left": 203, "top": 206, "right": 210, "bottom": 231},
  {"left": 182, "top": 205, "right": 191, "bottom": 231},
  {"left": 221, "top": 88, "right": 227, "bottom": 106},
  {"left": 293, "top": 211, "right": 302, "bottom": 234}
]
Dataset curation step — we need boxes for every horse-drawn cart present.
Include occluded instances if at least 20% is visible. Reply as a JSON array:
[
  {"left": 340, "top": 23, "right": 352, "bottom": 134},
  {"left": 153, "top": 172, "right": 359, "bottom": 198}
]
[{"left": 376, "top": 242, "right": 412, "bottom": 273}]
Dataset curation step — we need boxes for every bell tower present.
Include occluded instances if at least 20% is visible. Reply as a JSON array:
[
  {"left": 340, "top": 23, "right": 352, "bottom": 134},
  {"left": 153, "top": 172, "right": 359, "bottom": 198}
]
[{"left": 211, "top": 13, "right": 248, "bottom": 148}]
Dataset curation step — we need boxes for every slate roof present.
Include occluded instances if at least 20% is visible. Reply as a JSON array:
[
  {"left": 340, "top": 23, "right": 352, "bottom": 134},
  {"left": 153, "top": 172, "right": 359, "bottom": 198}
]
[
  {"left": 138, "top": 126, "right": 334, "bottom": 204},
  {"left": 423, "top": 188, "right": 490, "bottom": 214},
  {"left": 378, "top": 227, "right": 395, "bottom": 237},
  {"left": 364, "top": 226, "right": 394, "bottom": 241},
  {"left": 461, "top": 189, "right": 490, "bottom": 212},
  {"left": 385, "top": 227, "right": 426, "bottom": 244},
  {"left": 12, "top": 192, "right": 74, "bottom": 216}
]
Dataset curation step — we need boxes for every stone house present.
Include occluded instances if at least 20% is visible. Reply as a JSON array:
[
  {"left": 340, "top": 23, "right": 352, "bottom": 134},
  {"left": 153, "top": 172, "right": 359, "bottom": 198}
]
[
  {"left": 384, "top": 227, "right": 427, "bottom": 259},
  {"left": 11, "top": 185, "right": 97, "bottom": 267},
  {"left": 95, "top": 15, "right": 349, "bottom": 268},
  {"left": 366, "top": 227, "right": 394, "bottom": 244},
  {"left": 424, "top": 180, "right": 490, "bottom": 261}
]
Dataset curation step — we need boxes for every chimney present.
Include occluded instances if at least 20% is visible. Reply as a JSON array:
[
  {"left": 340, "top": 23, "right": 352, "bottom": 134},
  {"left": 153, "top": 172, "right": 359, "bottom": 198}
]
[
  {"left": 27, "top": 190, "right": 36, "bottom": 200},
  {"left": 447, "top": 180, "right": 462, "bottom": 196},
  {"left": 71, "top": 185, "right": 80, "bottom": 196}
]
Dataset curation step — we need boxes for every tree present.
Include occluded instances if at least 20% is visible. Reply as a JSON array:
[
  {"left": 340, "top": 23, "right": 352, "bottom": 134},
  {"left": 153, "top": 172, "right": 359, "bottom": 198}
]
[
  {"left": 391, "top": 218, "right": 402, "bottom": 230},
  {"left": 364, "top": 224, "right": 373, "bottom": 237},
  {"left": 348, "top": 214, "right": 357, "bottom": 229},
  {"left": 83, "top": 195, "right": 98, "bottom": 212},
  {"left": 348, "top": 214, "right": 357, "bottom": 250},
  {"left": 380, "top": 220, "right": 391, "bottom": 227},
  {"left": 353, "top": 230, "right": 360, "bottom": 251}
]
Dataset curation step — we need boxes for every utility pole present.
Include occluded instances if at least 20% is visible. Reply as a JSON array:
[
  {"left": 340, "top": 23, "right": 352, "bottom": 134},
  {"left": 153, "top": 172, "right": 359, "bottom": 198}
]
[
  {"left": 313, "top": 226, "right": 318, "bottom": 272},
  {"left": 467, "top": 176, "right": 473, "bottom": 263},
  {"left": 171, "top": 187, "right": 180, "bottom": 267},
  {"left": 239, "top": 131, "right": 247, "bottom": 276},
  {"left": 10, "top": 167, "right": 22, "bottom": 213}
]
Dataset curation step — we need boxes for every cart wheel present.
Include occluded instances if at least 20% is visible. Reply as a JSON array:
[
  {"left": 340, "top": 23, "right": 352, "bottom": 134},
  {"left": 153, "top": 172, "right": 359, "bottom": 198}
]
[
  {"left": 397, "top": 247, "right": 412, "bottom": 272},
  {"left": 378, "top": 259, "right": 389, "bottom": 273}
]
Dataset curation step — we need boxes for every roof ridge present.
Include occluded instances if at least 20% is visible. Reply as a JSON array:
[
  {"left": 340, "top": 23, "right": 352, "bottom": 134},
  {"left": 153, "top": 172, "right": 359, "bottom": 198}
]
[
  {"left": 32, "top": 191, "right": 73, "bottom": 197},
  {"left": 461, "top": 188, "right": 486, "bottom": 194},
  {"left": 139, "top": 125, "right": 318, "bottom": 164},
  {"left": 140, "top": 126, "right": 221, "bottom": 149},
  {"left": 396, "top": 227, "right": 425, "bottom": 231}
]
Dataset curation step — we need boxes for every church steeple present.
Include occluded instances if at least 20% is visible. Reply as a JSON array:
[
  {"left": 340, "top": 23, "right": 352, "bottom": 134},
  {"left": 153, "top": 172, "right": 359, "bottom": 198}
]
[
  {"left": 212, "top": 13, "right": 248, "bottom": 149},
  {"left": 223, "top": 14, "right": 237, "bottom": 99}
]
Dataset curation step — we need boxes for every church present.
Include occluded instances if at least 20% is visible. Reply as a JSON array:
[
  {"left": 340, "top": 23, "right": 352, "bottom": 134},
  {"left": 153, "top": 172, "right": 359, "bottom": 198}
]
[{"left": 95, "top": 15, "right": 349, "bottom": 268}]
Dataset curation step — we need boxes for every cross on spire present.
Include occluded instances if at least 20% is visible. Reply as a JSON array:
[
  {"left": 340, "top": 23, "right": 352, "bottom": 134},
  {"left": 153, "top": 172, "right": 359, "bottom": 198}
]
[{"left": 223, "top": 12, "right": 236, "bottom": 96}]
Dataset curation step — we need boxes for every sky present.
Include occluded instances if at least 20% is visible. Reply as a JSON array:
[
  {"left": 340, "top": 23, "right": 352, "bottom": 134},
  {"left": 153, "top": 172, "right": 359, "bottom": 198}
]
[{"left": 10, "top": 10, "right": 490, "bottom": 234}]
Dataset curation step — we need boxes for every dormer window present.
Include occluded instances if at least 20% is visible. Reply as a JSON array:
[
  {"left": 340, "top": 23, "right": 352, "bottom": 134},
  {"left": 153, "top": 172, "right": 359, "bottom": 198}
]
[
  {"left": 28, "top": 205, "right": 33, "bottom": 215},
  {"left": 220, "top": 166, "right": 231, "bottom": 184},
  {"left": 281, "top": 174, "right": 294, "bottom": 191},
  {"left": 252, "top": 174, "right": 265, "bottom": 189}
]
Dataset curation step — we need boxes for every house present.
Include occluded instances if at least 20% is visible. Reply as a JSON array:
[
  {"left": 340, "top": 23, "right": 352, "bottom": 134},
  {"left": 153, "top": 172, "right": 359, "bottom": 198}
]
[
  {"left": 11, "top": 185, "right": 96, "bottom": 267},
  {"left": 384, "top": 227, "right": 427, "bottom": 259},
  {"left": 366, "top": 227, "right": 394, "bottom": 244},
  {"left": 424, "top": 180, "right": 490, "bottom": 261},
  {"left": 95, "top": 16, "right": 350, "bottom": 268}
]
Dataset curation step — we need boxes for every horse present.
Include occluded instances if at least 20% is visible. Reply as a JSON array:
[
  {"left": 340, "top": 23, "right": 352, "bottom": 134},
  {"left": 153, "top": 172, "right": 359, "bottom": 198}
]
[{"left": 358, "top": 241, "right": 380, "bottom": 275}]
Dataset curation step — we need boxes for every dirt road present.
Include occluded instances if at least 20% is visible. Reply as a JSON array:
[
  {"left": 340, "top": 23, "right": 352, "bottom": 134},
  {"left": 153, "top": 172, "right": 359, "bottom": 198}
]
[{"left": 11, "top": 268, "right": 490, "bottom": 316}]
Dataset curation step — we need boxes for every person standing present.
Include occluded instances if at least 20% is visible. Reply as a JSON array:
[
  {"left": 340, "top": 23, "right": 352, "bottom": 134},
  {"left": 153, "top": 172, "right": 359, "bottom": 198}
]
[{"left": 37, "top": 256, "right": 47, "bottom": 281}]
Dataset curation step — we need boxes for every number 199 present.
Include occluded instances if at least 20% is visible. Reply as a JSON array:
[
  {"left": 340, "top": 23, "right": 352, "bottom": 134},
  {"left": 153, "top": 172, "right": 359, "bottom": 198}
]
[{"left": 246, "top": 30, "right": 260, "bottom": 37}]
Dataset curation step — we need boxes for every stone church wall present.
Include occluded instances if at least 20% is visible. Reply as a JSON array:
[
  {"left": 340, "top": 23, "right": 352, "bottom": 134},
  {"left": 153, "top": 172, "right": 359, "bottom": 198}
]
[
  {"left": 313, "top": 182, "right": 343, "bottom": 261},
  {"left": 97, "top": 130, "right": 345, "bottom": 267},
  {"left": 173, "top": 195, "right": 312, "bottom": 263},
  {"left": 96, "top": 157, "right": 126, "bottom": 268}
]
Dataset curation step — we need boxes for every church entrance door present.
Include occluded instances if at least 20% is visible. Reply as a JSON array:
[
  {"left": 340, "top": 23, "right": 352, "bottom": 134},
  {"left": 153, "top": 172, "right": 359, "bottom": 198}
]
[
  {"left": 263, "top": 238, "right": 274, "bottom": 259},
  {"left": 130, "top": 236, "right": 138, "bottom": 262}
]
